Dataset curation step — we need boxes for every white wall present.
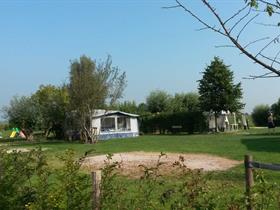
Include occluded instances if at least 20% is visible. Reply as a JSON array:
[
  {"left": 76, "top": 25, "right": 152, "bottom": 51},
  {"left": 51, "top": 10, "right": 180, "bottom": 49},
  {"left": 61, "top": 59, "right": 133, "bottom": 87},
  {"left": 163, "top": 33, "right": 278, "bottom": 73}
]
[
  {"left": 130, "top": 118, "right": 139, "bottom": 133},
  {"left": 92, "top": 118, "right": 101, "bottom": 134}
]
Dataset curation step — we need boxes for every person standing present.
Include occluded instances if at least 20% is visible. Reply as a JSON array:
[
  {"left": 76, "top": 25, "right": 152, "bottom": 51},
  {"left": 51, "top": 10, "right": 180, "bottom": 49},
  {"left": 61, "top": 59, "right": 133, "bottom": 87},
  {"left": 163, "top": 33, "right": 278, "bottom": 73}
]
[
  {"left": 241, "top": 114, "right": 248, "bottom": 130},
  {"left": 268, "top": 112, "right": 275, "bottom": 134}
]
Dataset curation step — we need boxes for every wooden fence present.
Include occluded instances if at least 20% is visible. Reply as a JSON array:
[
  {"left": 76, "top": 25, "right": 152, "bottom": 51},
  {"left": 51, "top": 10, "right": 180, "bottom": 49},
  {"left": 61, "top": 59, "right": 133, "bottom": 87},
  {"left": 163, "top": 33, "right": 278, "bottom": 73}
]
[{"left": 244, "top": 155, "right": 280, "bottom": 210}]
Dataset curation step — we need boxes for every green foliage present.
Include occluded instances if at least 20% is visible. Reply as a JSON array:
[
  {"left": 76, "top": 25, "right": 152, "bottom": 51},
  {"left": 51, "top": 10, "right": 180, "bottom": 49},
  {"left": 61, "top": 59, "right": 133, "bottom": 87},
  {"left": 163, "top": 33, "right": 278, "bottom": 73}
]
[
  {"left": 265, "top": 5, "right": 274, "bottom": 16},
  {"left": 0, "top": 148, "right": 91, "bottom": 210},
  {"left": 54, "top": 150, "right": 91, "bottom": 210},
  {"left": 251, "top": 104, "right": 270, "bottom": 126},
  {"left": 146, "top": 90, "right": 172, "bottom": 113},
  {"left": 2, "top": 132, "right": 280, "bottom": 209},
  {"left": 0, "top": 121, "right": 9, "bottom": 131},
  {"left": 68, "top": 55, "right": 126, "bottom": 143},
  {"left": 250, "top": 170, "right": 280, "bottom": 210},
  {"left": 160, "top": 157, "right": 218, "bottom": 210},
  {"left": 169, "top": 92, "right": 200, "bottom": 113},
  {"left": 33, "top": 85, "right": 69, "bottom": 139},
  {"left": 2, "top": 96, "right": 39, "bottom": 138},
  {"left": 100, "top": 154, "right": 129, "bottom": 210},
  {"left": 198, "top": 57, "right": 244, "bottom": 114},
  {"left": 247, "top": 0, "right": 279, "bottom": 17},
  {"left": 0, "top": 147, "right": 48, "bottom": 209},
  {"left": 114, "top": 100, "right": 139, "bottom": 114},
  {"left": 140, "top": 111, "right": 207, "bottom": 134},
  {"left": 271, "top": 98, "right": 280, "bottom": 126},
  {"left": 135, "top": 152, "right": 166, "bottom": 209},
  {"left": 246, "top": 0, "right": 258, "bottom": 8}
]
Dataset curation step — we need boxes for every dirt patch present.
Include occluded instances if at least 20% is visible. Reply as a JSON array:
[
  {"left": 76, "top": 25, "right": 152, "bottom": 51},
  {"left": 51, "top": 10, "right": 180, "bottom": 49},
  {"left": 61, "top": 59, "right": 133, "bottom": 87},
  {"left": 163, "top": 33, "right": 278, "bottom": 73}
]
[
  {"left": 6, "top": 147, "right": 49, "bottom": 153},
  {"left": 6, "top": 148, "right": 31, "bottom": 153},
  {"left": 82, "top": 152, "right": 241, "bottom": 177}
]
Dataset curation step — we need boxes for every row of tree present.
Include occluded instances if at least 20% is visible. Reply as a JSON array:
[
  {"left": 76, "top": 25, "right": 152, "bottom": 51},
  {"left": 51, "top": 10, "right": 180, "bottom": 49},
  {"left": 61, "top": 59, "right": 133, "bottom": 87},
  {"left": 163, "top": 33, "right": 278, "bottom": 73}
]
[
  {"left": 116, "top": 57, "right": 244, "bottom": 133},
  {"left": 2, "top": 55, "right": 126, "bottom": 142},
  {"left": 112, "top": 91, "right": 199, "bottom": 115},
  {"left": 2, "top": 56, "right": 244, "bottom": 139}
]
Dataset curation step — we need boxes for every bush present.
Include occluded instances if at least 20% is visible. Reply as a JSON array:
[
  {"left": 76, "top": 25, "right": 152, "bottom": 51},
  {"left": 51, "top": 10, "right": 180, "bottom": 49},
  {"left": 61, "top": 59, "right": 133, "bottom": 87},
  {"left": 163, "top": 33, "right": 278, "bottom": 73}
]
[
  {"left": 0, "top": 148, "right": 91, "bottom": 210},
  {"left": 140, "top": 111, "right": 207, "bottom": 134},
  {"left": 251, "top": 105, "right": 270, "bottom": 126},
  {"left": 2, "top": 148, "right": 280, "bottom": 209}
]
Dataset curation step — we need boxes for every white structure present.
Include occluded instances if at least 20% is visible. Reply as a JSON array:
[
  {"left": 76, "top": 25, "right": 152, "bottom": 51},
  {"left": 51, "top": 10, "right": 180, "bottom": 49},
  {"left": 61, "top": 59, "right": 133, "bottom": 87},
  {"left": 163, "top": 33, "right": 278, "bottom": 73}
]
[
  {"left": 208, "top": 110, "right": 238, "bottom": 132},
  {"left": 92, "top": 109, "right": 139, "bottom": 140}
]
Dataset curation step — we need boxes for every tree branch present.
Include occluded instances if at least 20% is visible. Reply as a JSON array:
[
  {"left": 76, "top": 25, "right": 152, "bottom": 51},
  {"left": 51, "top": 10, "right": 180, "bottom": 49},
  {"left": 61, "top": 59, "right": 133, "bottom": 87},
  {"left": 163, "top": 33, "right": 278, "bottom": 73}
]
[{"left": 172, "top": 0, "right": 280, "bottom": 78}]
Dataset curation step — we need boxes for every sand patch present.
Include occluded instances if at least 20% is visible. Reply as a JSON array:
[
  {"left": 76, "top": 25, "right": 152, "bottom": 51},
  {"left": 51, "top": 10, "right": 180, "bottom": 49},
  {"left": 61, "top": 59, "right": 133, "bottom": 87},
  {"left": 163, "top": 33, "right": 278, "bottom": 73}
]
[
  {"left": 82, "top": 152, "right": 241, "bottom": 177},
  {"left": 6, "top": 147, "right": 49, "bottom": 153}
]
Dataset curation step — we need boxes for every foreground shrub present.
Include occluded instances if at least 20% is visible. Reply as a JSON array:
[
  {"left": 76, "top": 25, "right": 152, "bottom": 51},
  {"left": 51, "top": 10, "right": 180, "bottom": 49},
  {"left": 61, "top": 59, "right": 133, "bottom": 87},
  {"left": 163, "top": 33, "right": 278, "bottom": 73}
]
[{"left": 1, "top": 148, "right": 280, "bottom": 209}]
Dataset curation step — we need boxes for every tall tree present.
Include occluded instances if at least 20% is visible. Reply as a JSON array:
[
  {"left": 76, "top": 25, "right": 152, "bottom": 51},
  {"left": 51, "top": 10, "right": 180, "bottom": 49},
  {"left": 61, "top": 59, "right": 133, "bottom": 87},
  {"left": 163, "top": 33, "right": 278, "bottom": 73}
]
[
  {"left": 32, "top": 85, "right": 69, "bottom": 139},
  {"left": 146, "top": 90, "right": 172, "bottom": 113},
  {"left": 198, "top": 57, "right": 244, "bottom": 131},
  {"left": 68, "top": 55, "right": 126, "bottom": 143},
  {"left": 165, "top": 0, "right": 280, "bottom": 79}
]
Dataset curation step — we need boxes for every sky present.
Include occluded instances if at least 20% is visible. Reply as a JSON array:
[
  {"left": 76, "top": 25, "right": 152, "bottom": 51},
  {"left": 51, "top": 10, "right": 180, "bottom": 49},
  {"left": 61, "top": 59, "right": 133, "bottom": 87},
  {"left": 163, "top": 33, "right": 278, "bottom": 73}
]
[{"left": 0, "top": 0, "right": 279, "bottom": 117}]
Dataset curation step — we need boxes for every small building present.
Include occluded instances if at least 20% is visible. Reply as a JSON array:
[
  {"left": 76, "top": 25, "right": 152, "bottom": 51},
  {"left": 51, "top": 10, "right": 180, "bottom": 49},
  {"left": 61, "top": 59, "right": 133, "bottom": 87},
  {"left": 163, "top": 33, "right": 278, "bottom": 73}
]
[{"left": 92, "top": 109, "right": 139, "bottom": 140}]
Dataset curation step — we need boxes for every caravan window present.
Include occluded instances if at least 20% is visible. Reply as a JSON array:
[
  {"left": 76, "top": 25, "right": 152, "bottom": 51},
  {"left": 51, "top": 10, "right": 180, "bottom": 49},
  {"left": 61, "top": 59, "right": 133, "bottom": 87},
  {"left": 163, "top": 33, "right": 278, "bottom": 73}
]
[
  {"left": 101, "top": 117, "right": 115, "bottom": 131},
  {"left": 117, "top": 117, "right": 131, "bottom": 131}
]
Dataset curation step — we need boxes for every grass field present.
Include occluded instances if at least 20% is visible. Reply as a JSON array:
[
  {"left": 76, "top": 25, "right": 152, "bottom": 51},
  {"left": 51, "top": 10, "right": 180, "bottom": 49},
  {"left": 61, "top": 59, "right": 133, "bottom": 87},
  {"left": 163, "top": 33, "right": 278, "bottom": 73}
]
[
  {"left": 1, "top": 127, "right": 280, "bottom": 208},
  {"left": 2, "top": 127, "right": 280, "bottom": 178}
]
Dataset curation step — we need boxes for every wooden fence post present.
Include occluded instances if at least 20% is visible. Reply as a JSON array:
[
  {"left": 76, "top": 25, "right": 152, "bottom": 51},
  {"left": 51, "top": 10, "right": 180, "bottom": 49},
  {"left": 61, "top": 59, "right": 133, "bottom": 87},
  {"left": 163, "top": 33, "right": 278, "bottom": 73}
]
[
  {"left": 92, "top": 170, "right": 101, "bottom": 210},
  {"left": 244, "top": 155, "right": 254, "bottom": 210}
]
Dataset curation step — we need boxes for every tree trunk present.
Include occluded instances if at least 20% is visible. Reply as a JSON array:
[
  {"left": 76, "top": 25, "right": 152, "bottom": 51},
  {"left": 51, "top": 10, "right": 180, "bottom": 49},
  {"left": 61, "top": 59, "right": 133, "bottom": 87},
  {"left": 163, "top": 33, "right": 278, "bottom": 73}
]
[{"left": 44, "top": 125, "right": 52, "bottom": 139}]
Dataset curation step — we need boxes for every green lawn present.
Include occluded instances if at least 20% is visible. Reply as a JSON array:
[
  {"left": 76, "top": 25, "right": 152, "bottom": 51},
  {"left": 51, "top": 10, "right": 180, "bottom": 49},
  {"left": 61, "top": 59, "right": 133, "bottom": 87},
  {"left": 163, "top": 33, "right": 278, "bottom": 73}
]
[
  {"left": 2, "top": 127, "right": 280, "bottom": 179},
  {"left": 1, "top": 127, "right": 280, "bottom": 208}
]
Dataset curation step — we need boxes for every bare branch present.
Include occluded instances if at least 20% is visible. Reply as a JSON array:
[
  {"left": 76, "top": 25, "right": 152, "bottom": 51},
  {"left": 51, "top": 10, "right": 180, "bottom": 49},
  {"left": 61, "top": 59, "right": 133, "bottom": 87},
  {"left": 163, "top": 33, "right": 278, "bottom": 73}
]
[
  {"left": 255, "top": 22, "right": 279, "bottom": 27},
  {"left": 174, "top": 0, "right": 227, "bottom": 36},
  {"left": 215, "top": 45, "right": 236, "bottom": 48},
  {"left": 229, "top": 7, "right": 252, "bottom": 34},
  {"left": 272, "top": 50, "right": 280, "bottom": 67},
  {"left": 258, "top": 0, "right": 280, "bottom": 9},
  {"left": 252, "top": 9, "right": 280, "bottom": 15},
  {"left": 256, "top": 34, "right": 280, "bottom": 57},
  {"left": 196, "top": 26, "right": 212, "bottom": 31},
  {"left": 243, "top": 71, "right": 277, "bottom": 79},
  {"left": 162, "top": 5, "right": 181, "bottom": 9},
  {"left": 237, "top": 14, "right": 259, "bottom": 40},
  {"left": 244, "top": 37, "right": 270, "bottom": 49},
  {"left": 224, "top": 4, "right": 249, "bottom": 25},
  {"left": 259, "top": 53, "right": 280, "bottom": 66},
  {"left": 201, "top": 0, "right": 280, "bottom": 77},
  {"left": 173, "top": 0, "right": 280, "bottom": 78}
]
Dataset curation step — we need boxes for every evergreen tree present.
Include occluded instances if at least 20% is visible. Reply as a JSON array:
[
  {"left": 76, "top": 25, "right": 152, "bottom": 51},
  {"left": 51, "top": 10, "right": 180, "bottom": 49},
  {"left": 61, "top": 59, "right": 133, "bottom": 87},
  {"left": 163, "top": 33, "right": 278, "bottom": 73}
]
[{"left": 198, "top": 57, "right": 244, "bottom": 131}]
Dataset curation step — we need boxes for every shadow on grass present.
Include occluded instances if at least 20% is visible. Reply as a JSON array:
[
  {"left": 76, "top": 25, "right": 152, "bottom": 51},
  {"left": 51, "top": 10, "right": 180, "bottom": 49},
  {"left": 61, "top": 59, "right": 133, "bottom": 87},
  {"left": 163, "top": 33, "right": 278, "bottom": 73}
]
[{"left": 241, "top": 136, "right": 280, "bottom": 153}]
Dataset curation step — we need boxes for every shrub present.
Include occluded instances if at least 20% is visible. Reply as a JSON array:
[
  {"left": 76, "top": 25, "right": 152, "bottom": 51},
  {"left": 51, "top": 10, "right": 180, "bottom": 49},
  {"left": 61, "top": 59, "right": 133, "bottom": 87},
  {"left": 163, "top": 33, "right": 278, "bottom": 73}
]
[
  {"left": 251, "top": 105, "right": 270, "bottom": 126},
  {"left": 140, "top": 111, "right": 207, "bottom": 134}
]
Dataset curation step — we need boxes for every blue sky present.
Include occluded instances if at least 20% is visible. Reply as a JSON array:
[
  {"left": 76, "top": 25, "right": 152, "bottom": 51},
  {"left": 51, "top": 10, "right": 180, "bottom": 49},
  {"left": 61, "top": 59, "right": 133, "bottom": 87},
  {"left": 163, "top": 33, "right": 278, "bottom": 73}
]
[{"left": 0, "top": 0, "right": 279, "bottom": 116}]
